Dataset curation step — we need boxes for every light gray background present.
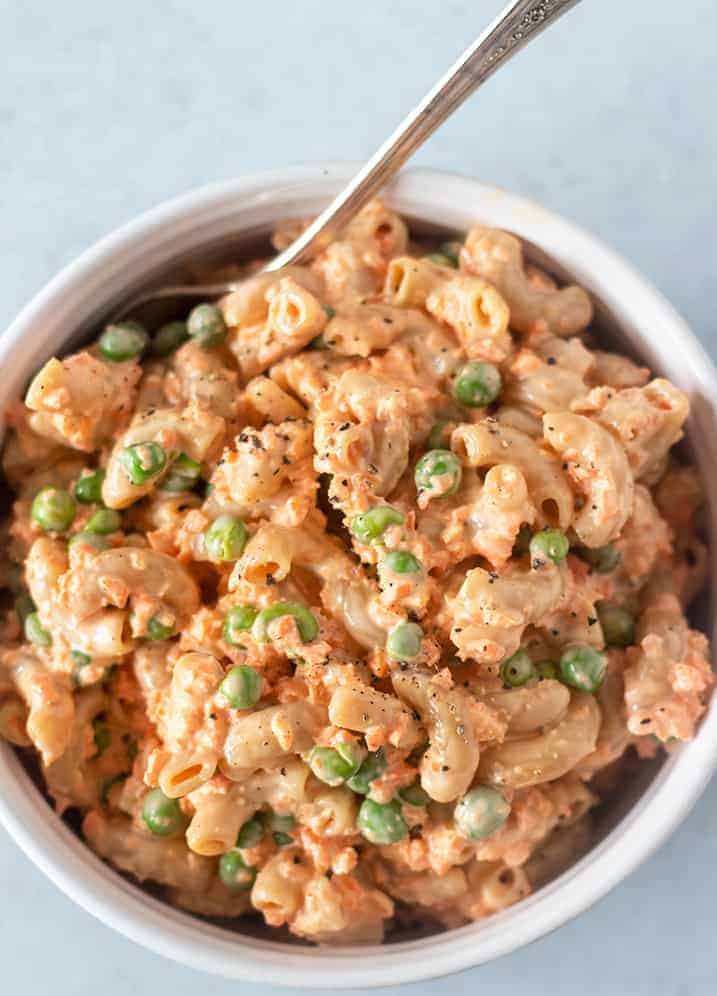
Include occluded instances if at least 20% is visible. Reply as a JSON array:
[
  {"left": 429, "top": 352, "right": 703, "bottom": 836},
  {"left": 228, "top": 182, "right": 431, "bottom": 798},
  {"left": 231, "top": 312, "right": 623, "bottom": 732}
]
[{"left": 1, "top": 1, "right": 715, "bottom": 993}]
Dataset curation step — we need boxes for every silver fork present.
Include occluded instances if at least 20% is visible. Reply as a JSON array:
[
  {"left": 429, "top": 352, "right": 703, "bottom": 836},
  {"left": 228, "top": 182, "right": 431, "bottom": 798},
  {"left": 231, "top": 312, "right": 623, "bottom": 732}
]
[{"left": 126, "top": 0, "right": 583, "bottom": 311}]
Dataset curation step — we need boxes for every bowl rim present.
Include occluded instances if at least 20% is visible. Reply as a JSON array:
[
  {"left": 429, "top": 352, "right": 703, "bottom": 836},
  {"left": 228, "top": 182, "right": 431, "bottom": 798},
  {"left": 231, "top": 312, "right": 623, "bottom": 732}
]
[{"left": 1, "top": 162, "right": 716, "bottom": 988}]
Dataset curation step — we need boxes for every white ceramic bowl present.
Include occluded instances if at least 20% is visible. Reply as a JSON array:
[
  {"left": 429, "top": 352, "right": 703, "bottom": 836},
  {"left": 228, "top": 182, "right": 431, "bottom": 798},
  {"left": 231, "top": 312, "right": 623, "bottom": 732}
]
[{"left": 1, "top": 164, "right": 716, "bottom": 987}]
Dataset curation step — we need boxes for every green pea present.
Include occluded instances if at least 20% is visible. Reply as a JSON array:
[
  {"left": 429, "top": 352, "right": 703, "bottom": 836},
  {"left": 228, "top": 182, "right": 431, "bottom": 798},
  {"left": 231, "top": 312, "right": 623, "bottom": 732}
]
[
  {"left": 309, "top": 743, "right": 365, "bottom": 787},
  {"left": 530, "top": 528, "right": 569, "bottom": 567},
  {"left": 219, "top": 665, "right": 262, "bottom": 710},
  {"left": 386, "top": 621, "right": 423, "bottom": 662},
  {"left": 427, "top": 421, "right": 450, "bottom": 449},
  {"left": 384, "top": 550, "right": 422, "bottom": 575},
  {"left": 145, "top": 615, "right": 175, "bottom": 641},
  {"left": 219, "top": 848, "right": 257, "bottom": 889},
  {"left": 173, "top": 453, "right": 201, "bottom": 479},
  {"left": 160, "top": 474, "right": 194, "bottom": 494},
  {"left": 536, "top": 660, "right": 559, "bottom": 681},
  {"left": 160, "top": 453, "right": 202, "bottom": 493},
  {"left": 500, "top": 650, "right": 535, "bottom": 687},
  {"left": 69, "top": 531, "right": 109, "bottom": 551},
  {"left": 398, "top": 780, "right": 429, "bottom": 806},
  {"left": 453, "top": 361, "right": 502, "bottom": 408},
  {"left": 71, "top": 649, "right": 91, "bottom": 669},
  {"left": 71, "top": 649, "right": 92, "bottom": 687},
  {"left": 187, "top": 302, "right": 227, "bottom": 348},
  {"left": 559, "top": 645, "right": 607, "bottom": 693},
  {"left": 455, "top": 786, "right": 510, "bottom": 841},
  {"left": 119, "top": 442, "right": 167, "bottom": 485},
  {"left": 346, "top": 750, "right": 387, "bottom": 794},
  {"left": 358, "top": 798, "right": 408, "bottom": 845},
  {"left": 31, "top": 487, "right": 76, "bottom": 532},
  {"left": 25, "top": 612, "right": 52, "bottom": 647},
  {"left": 236, "top": 813, "right": 265, "bottom": 849},
  {"left": 414, "top": 449, "right": 462, "bottom": 499},
  {"left": 424, "top": 252, "right": 456, "bottom": 268},
  {"left": 324, "top": 305, "right": 336, "bottom": 320},
  {"left": 252, "top": 603, "right": 319, "bottom": 644},
  {"left": 98, "top": 321, "right": 149, "bottom": 362},
  {"left": 86, "top": 508, "right": 122, "bottom": 535},
  {"left": 93, "top": 718, "right": 111, "bottom": 756},
  {"left": 267, "top": 811, "right": 295, "bottom": 847},
  {"left": 151, "top": 321, "right": 189, "bottom": 357},
  {"left": 205, "top": 515, "right": 248, "bottom": 562},
  {"left": 223, "top": 605, "right": 258, "bottom": 646},
  {"left": 316, "top": 759, "right": 350, "bottom": 804},
  {"left": 268, "top": 811, "right": 296, "bottom": 833},
  {"left": 74, "top": 470, "right": 105, "bottom": 504},
  {"left": 336, "top": 742, "right": 367, "bottom": 771},
  {"left": 14, "top": 593, "right": 36, "bottom": 625},
  {"left": 351, "top": 506, "right": 405, "bottom": 544},
  {"left": 308, "top": 334, "right": 326, "bottom": 350},
  {"left": 578, "top": 544, "right": 622, "bottom": 574},
  {"left": 141, "top": 788, "right": 184, "bottom": 836},
  {"left": 597, "top": 602, "right": 635, "bottom": 648}
]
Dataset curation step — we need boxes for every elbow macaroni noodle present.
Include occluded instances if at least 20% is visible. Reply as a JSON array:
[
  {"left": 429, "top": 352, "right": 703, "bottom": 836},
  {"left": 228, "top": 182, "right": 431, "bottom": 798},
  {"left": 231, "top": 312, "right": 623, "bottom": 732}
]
[{"left": 0, "top": 202, "right": 711, "bottom": 944}]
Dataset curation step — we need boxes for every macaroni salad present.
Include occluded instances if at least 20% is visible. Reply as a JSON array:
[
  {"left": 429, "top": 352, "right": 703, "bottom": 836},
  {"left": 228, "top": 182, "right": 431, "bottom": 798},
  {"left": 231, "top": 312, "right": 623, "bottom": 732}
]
[{"left": 0, "top": 202, "right": 712, "bottom": 944}]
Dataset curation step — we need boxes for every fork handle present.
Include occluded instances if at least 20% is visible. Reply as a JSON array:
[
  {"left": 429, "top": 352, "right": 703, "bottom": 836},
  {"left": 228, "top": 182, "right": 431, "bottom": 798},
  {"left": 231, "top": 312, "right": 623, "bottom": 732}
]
[{"left": 267, "top": 0, "right": 583, "bottom": 271}]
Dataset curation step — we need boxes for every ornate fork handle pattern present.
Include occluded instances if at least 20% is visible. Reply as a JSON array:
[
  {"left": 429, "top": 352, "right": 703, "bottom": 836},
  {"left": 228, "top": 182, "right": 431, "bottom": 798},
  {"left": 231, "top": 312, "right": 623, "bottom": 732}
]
[{"left": 483, "top": 1, "right": 578, "bottom": 68}]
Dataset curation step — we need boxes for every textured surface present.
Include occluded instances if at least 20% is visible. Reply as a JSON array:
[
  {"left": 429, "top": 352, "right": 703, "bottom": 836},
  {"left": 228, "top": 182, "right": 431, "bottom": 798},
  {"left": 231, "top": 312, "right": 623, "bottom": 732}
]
[{"left": 1, "top": 0, "right": 715, "bottom": 993}]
